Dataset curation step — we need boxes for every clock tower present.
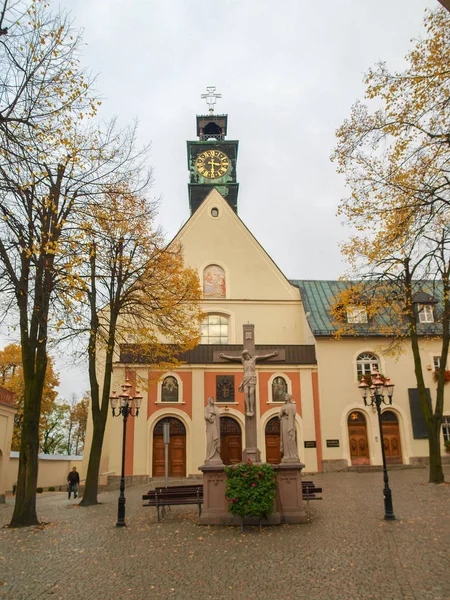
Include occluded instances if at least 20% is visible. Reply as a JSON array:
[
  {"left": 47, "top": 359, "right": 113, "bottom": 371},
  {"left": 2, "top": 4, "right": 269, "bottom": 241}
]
[{"left": 187, "top": 87, "right": 239, "bottom": 214}]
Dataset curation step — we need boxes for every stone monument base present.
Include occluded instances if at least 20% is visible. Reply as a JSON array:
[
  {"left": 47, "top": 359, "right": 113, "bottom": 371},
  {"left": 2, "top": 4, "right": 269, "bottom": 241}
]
[
  {"left": 274, "top": 462, "right": 308, "bottom": 524},
  {"left": 198, "top": 461, "right": 307, "bottom": 526}
]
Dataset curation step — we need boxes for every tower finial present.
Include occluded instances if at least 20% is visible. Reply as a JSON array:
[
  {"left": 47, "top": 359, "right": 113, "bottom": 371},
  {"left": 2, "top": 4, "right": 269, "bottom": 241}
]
[{"left": 201, "top": 86, "right": 222, "bottom": 114}]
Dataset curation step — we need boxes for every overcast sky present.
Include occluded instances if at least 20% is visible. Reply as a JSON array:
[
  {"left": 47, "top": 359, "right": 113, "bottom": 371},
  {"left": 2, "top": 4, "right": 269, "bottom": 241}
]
[{"left": 1, "top": 0, "right": 438, "bottom": 399}]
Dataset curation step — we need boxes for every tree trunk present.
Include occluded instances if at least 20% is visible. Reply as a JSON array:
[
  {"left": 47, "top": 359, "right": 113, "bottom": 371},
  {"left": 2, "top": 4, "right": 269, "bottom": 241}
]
[
  {"left": 79, "top": 409, "right": 107, "bottom": 506},
  {"left": 428, "top": 417, "right": 444, "bottom": 484},
  {"left": 10, "top": 359, "right": 46, "bottom": 527},
  {"left": 405, "top": 264, "right": 445, "bottom": 484}
]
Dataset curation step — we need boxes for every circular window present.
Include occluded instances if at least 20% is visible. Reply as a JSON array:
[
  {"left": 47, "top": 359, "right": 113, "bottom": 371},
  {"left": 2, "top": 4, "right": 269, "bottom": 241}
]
[{"left": 211, "top": 207, "right": 219, "bottom": 217}]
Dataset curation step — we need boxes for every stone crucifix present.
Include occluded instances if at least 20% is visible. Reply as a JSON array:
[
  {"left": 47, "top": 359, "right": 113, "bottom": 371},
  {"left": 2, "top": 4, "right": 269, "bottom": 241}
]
[
  {"left": 216, "top": 324, "right": 283, "bottom": 463},
  {"left": 220, "top": 347, "right": 278, "bottom": 417}
]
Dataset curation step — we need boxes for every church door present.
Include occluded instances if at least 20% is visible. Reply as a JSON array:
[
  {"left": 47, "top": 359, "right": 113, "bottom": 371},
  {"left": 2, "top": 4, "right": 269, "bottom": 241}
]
[
  {"left": 348, "top": 411, "right": 370, "bottom": 465},
  {"left": 381, "top": 411, "right": 402, "bottom": 465},
  {"left": 153, "top": 417, "right": 186, "bottom": 477},
  {"left": 220, "top": 417, "right": 242, "bottom": 465},
  {"left": 265, "top": 417, "right": 282, "bottom": 464}
]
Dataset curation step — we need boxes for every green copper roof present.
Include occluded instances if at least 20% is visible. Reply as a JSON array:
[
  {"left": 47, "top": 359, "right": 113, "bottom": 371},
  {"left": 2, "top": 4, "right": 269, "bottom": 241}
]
[{"left": 290, "top": 279, "right": 444, "bottom": 337}]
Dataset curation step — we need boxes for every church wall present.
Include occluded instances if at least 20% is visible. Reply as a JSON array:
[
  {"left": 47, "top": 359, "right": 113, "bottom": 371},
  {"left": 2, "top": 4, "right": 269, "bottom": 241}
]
[
  {"left": 314, "top": 337, "right": 449, "bottom": 471},
  {"left": 102, "top": 361, "right": 318, "bottom": 480},
  {"left": 177, "top": 192, "right": 300, "bottom": 303},
  {"left": 199, "top": 301, "right": 304, "bottom": 345},
  {"left": 300, "top": 372, "right": 319, "bottom": 472}
]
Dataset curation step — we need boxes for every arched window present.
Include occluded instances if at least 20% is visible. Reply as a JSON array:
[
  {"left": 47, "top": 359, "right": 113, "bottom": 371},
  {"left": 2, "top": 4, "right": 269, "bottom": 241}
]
[
  {"left": 272, "top": 376, "right": 288, "bottom": 402},
  {"left": 161, "top": 376, "right": 179, "bottom": 402},
  {"left": 203, "top": 264, "right": 226, "bottom": 298},
  {"left": 356, "top": 352, "right": 379, "bottom": 379},
  {"left": 200, "top": 314, "right": 228, "bottom": 344}
]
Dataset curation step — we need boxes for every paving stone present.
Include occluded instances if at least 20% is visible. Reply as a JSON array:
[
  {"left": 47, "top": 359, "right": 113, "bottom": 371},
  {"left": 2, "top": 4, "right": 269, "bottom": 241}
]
[{"left": 0, "top": 467, "right": 449, "bottom": 599}]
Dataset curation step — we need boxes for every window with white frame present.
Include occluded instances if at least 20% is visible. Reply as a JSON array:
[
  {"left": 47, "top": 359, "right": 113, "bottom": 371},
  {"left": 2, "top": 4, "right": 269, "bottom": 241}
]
[
  {"left": 356, "top": 352, "right": 379, "bottom": 379},
  {"left": 200, "top": 314, "right": 229, "bottom": 344},
  {"left": 347, "top": 305, "right": 368, "bottom": 324},
  {"left": 418, "top": 304, "right": 434, "bottom": 323},
  {"left": 442, "top": 416, "right": 450, "bottom": 442},
  {"left": 433, "top": 356, "right": 441, "bottom": 371}
]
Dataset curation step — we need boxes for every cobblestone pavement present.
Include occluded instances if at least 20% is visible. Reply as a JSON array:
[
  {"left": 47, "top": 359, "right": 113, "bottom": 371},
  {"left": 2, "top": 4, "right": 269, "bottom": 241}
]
[{"left": 1, "top": 467, "right": 450, "bottom": 600}]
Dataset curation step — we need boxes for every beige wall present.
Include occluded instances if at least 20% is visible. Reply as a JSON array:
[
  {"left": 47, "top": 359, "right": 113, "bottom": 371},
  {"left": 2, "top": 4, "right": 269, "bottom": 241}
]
[
  {"left": 5, "top": 453, "right": 83, "bottom": 492},
  {"left": 0, "top": 403, "right": 16, "bottom": 497}
]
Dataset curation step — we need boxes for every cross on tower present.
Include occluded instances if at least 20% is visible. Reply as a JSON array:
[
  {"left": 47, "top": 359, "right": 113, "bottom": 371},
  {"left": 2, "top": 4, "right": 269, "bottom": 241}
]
[{"left": 201, "top": 86, "right": 222, "bottom": 114}]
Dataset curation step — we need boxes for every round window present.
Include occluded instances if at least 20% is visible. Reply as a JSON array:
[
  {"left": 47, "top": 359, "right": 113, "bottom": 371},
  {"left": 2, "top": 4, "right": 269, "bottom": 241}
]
[{"left": 211, "top": 207, "right": 219, "bottom": 217}]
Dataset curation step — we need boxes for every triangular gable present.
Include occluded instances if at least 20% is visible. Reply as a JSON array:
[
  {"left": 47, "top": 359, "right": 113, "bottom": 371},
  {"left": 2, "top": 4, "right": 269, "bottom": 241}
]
[{"left": 174, "top": 190, "right": 299, "bottom": 301}]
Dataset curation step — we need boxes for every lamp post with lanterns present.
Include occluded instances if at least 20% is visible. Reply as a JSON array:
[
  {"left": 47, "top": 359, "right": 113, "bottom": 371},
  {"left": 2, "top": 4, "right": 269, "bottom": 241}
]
[
  {"left": 109, "top": 378, "right": 142, "bottom": 527},
  {"left": 358, "top": 369, "right": 396, "bottom": 521}
]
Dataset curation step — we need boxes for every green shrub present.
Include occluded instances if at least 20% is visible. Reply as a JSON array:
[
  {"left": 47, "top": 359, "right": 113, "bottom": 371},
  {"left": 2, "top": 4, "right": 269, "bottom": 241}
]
[
  {"left": 225, "top": 460, "right": 277, "bottom": 518},
  {"left": 48, "top": 486, "right": 55, "bottom": 492},
  {"left": 36, "top": 487, "right": 43, "bottom": 494}
]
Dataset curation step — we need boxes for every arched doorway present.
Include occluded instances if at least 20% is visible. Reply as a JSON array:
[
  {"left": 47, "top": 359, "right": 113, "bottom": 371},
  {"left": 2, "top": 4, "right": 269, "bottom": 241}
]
[
  {"left": 152, "top": 417, "right": 186, "bottom": 477},
  {"left": 348, "top": 411, "right": 370, "bottom": 465},
  {"left": 265, "top": 417, "right": 282, "bottom": 464},
  {"left": 220, "top": 417, "right": 242, "bottom": 465},
  {"left": 381, "top": 411, "right": 403, "bottom": 464}
]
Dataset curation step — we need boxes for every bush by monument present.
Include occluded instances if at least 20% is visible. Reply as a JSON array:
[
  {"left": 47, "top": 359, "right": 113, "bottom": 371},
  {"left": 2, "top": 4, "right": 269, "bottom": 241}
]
[{"left": 225, "top": 460, "right": 276, "bottom": 519}]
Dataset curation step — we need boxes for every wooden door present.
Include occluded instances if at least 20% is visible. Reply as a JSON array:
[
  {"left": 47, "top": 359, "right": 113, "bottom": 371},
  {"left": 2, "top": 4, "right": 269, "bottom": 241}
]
[
  {"left": 381, "top": 411, "right": 402, "bottom": 465},
  {"left": 152, "top": 417, "right": 186, "bottom": 477},
  {"left": 220, "top": 417, "right": 242, "bottom": 465},
  {"left": 265, "top": 417, "right": 282, "bottom": 464},
  {"left": 348, "top": 411, "right": 370, "bottom": 465}
]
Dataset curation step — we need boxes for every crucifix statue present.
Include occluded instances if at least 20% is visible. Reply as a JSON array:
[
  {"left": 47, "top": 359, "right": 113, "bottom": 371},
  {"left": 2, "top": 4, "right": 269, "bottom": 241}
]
[
  {"left": 215, "top": 323, "right": 283, "bottom": 463},
  {"left": 220, "top": 348, "right": 278, "bottom": 417}
]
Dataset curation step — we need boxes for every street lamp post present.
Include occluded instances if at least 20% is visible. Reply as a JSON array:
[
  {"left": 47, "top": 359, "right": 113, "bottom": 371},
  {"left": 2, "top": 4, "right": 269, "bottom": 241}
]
[
  {"left": 358, "top": 369, "right": 396, "bottom": 521},
  {"left": 110, "top": 379, "right": 142, "bottom": 527}
]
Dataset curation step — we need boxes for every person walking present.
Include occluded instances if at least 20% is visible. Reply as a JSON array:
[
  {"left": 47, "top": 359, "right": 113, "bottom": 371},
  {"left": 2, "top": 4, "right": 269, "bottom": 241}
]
[{"left": 67, "top": 467, "right": 80, "bottom": 499}]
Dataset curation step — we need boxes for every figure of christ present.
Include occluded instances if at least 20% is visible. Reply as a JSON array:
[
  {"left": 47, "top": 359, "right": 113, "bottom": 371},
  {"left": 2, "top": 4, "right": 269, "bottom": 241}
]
[{"left": 219, "top": 349, "right": 278, "bottom": 417}]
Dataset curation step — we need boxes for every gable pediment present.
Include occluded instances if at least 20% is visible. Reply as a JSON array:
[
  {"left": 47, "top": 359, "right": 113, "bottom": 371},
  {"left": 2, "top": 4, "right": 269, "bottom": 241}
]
[{"left": 175, "top": 190, "right": 299, "bottom": 301}]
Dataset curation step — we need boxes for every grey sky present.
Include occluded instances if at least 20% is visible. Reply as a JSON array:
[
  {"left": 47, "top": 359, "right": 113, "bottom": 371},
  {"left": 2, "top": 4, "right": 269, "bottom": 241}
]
[
  {"left": 56, "top": 0, "right": 435, "bottom": 281},
  {"left": 1, "top": 0, "right": 438, "bottom": 399}
]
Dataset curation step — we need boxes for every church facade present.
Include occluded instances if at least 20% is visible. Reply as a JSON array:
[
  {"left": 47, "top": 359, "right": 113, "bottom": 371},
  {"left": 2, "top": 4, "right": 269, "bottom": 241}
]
[{"left": 84, "top": 105, "right": 450, "bottom": 485}]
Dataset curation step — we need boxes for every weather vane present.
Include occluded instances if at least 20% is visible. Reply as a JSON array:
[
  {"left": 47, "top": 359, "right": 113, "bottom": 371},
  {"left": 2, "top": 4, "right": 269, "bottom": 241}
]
[{"left": 201, "top": 86, "right": 222, "bottom": 114}]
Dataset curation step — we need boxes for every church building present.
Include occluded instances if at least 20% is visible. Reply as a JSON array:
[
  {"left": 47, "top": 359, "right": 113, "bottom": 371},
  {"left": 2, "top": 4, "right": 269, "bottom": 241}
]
[{"left": 86, "top": 92, "right": 450, "bottom": 486}]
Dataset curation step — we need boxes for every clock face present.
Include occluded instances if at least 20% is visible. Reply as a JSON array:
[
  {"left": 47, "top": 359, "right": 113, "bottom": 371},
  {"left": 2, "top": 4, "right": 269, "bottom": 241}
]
[{"left": 195, "top": 149, "right": 230, "bottom": 179}]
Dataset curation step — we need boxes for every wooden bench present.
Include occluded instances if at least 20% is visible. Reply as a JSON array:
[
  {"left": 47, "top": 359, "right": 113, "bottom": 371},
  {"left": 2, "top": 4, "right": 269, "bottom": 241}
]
[
  {"left": 143, "top": 480, "right": 322, "bottom": 522},
  {"left": 143, "top": 485, "right": 203, "bottom": 522},
  {"left": 302, "top": 480, "right": 323, "bottom": 520}
]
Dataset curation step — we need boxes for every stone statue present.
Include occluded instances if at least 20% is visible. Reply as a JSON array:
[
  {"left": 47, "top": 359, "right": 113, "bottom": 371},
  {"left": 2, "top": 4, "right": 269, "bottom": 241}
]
[
  {"left": 220, "top": 349, "right": 278, "bottom": 417},
  {"left": 204, "top": 397, "right": 222, "bottom": 464},
  {"left": 279, "top": 394, "right": 300, "bottom": 462}
]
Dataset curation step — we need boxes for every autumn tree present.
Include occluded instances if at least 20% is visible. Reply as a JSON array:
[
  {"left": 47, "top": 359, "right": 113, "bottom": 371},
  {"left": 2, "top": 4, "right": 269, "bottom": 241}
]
[
  {"left": 0, "top": 0, "right": 151, "bottom": 527},
  {"left": 0, "top": 343, "right": 59, "bottom": 450},
  {"left": 71, "top": 187, "right": 203, "bottom": 506},
  {"left": 0, "top": 0, "right": 93, "bottom": 150},
  {"left": 332, "top": 7, "right": 450, "bottom": 483},
  {"left": 40, "top": 400, "right": 69, "bottom": 454},
  {"left": 37, "top": 395, "right": 88, "bottom": 454},
  {"left": 69, "top": 394, "right": 88, "bottom": 455}
]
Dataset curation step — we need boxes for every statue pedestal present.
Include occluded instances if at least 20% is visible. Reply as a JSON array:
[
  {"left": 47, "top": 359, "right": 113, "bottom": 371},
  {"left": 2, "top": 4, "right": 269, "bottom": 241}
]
[
  {"left": 274, "top": 462, "right": 308, "bottom": 524},
  {"left": 198, "top": 463, "right": 281, "bottom": 526}
]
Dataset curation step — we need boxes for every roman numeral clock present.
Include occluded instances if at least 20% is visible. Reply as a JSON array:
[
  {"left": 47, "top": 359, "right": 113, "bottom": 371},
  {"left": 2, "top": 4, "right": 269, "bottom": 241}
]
[{"left": 187, "top": 87, "right": 239, "bottom": 214}]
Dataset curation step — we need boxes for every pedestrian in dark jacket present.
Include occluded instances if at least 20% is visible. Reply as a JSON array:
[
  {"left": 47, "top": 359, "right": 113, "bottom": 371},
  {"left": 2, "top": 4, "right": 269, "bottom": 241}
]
[{"left": 67, "top": 467, "right": 80, "bottom": 499}]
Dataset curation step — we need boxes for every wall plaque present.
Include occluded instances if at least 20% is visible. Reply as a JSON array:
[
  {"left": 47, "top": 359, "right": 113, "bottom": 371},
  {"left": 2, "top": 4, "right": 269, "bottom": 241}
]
[
  {"left": 326, "top": 439, "right": 340, "bottom": 448},
  {"left": 304, "top": 441, "right": 316, "bottom": 448},
  {"left": 216, "top": 375, "right": 235, "bottom": 403}
]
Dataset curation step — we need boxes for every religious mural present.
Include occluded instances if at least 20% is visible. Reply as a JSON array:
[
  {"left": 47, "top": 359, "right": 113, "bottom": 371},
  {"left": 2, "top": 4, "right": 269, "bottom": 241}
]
[{"left": 203, "top": 264, "right": 226, "bottom": 298}]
